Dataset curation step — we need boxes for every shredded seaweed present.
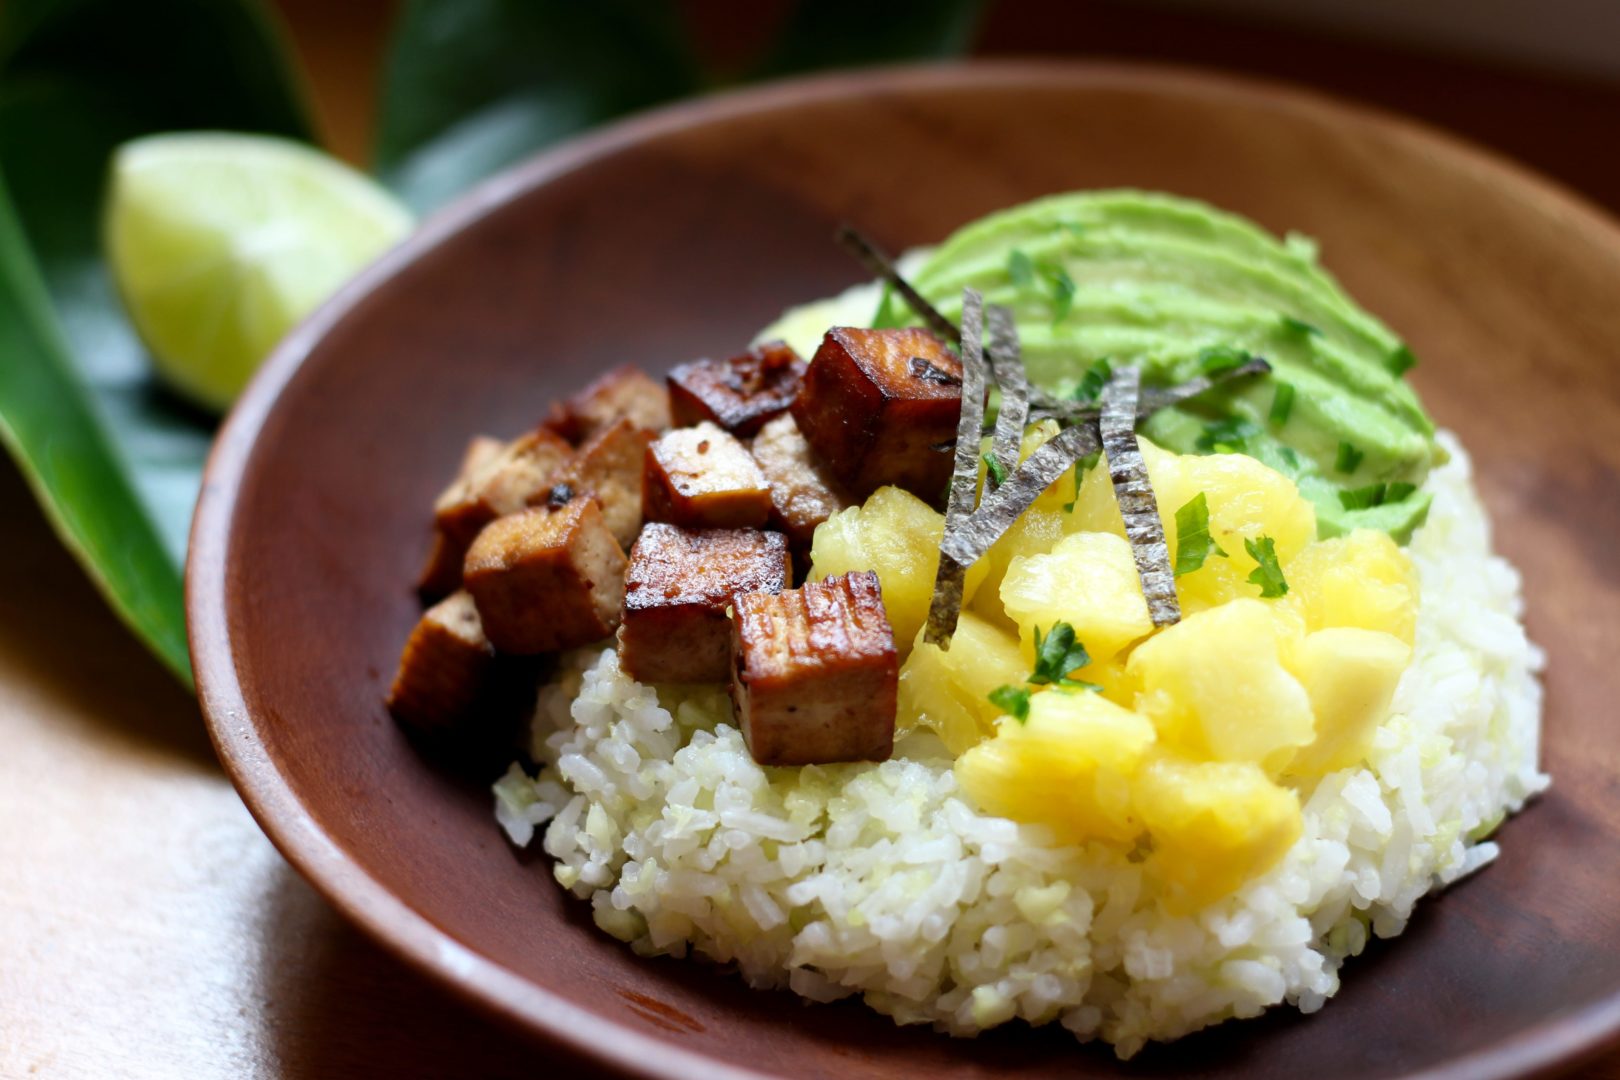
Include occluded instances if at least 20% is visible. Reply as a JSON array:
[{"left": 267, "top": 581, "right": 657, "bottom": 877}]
[
  {"left": 939, "top": 423, "right": 1100, "bottom": 569},
  {"left": 1100, "top": 367, "right": 1181, "bottom": 628},
  {"left": 923, "top": 288, "right": 989, "bottom": 647},
  {"left": 984, "top": 304, "right": 1028, "bottom": 493},
  {"left": 1029, "top": 357, "right": 1271, "bottom": 424},
  {"left": 835, "top": 224, "right": 960, "bottom": 346}
]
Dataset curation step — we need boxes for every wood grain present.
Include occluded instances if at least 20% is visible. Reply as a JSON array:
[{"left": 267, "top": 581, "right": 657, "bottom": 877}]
[{"left": 1, "top": 5, "right": 1617, "bottom": 1078}]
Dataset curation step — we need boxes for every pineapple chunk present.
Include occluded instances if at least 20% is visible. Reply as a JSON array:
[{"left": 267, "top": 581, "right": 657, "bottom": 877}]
[
  {"left": 1285, "top": 628, "right": 1411, "bottom": 777},
  {"left": 897, "top": 612, "right": 1026, "bottom": 754},
  {"left": 1000, "top": 532, "right": 1153, "bottom": 663},
  {"left": 955, "top": 689, "right": 1156, "bottom": 844},
  {"left": 968, "top": 507, "right": 1067, "bottom": 625},
  {"left": 1067, "top": 438, "right": 1317, "bottom": 614},
  {"left": 1127, "top": 599, "right": 1314, "bottom": 771},
  {"left": 1134, "top": 757, "right": 1303, "bottom": 914},
  {"left": 1285, "top": 529, "right": 1418, "bottom": 644},
  {"left": 808, "top": 486, "right": 985, "bottom": 657}
]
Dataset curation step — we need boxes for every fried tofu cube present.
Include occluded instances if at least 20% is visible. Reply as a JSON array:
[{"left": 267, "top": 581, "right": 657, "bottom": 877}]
[
  {"left": 462, "top": 497, "right": 627, "bottom": 654},
  {"left": 643, "top": 421, "right": 773, "bottom": 528},
  {"left": 667, "top": 341, "right": 806, "bottom": 437},
  {"left": 554, "top": 417, "right": 652, "bottom": 548},
  {"left": 749, "top": 412, "right": 852, "bottom": 558},
  {"left": 730, "top": 570, "right": 898, "bottom": 766},
  {"left": 618, "top": 524, "right": 790, "bottom": 683},
  {"left": 430, "top": 426, "right": 573, "bottom": 570},
  {"left": 386, "top": 591, "right": 495, "bottom": 730},
  {"left": 544, "top": 364, "right": 671, "bottom": 443},
  {"left": 790, "top": 327, "right": 962, "bottom": 499},
  {"left": 418, "top": 435, "right": 506, "bottom": 597}
]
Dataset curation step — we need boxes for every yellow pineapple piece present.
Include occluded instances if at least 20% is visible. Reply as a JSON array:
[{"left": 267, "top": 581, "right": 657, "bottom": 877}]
[
  {"left": 956, "top": 689, "right": 1156, "bottom": 844},
  {"left": 1285, "top": 529, "right": 1418, "bottom": 644},
  {"left": 809, "top": 485, "right": 986, "bottom": 657},
  {"left": 1127, "top": 598, "right": 1314, "bottom": 771},
  {"left": 898, "top": 612, "right": 1026, "bottom": 754},
  {"left": 1285, "top": 628, "right": 1411, "bottom": 777},
  {"left": 968, "top": 507, "right": 1067, "bottom": 625},
  {"left": 1171, "top": 451, "right": 1317, "bottom": 613},
  {"left": 1000, "top": 531, "right": 1154, "bottom": 663},
  {"left": 1134, "top": 756, "right": 1303, "bottom": 913},
  {"left": 1068, "top": 438, "right": 1180, "bottom": 538}
]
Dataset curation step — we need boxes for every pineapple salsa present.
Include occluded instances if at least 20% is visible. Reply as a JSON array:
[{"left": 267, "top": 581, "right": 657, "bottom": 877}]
[{"left": 810, "top": 434, "right": 1415, "bottom": 912}]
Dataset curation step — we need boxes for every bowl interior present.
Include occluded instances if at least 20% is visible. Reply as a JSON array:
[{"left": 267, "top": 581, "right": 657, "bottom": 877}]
[{"left": 193, "top": 64, "right": 1620, "bottom": 1079}]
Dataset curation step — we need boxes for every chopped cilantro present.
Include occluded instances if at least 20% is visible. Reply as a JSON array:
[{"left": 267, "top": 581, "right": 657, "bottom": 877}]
[
  {"left": 1386, "top": 344, "right": 1417, "bottom": 376},
  {"left": 1007, "top": 248, "right": 1034, "bottom": 288},
  {"left": 983, "top": 453, "right": 1008, "bottom": 487},
  {"left": 1072, "top": 357, "right": 1113, "bottom": 403},
  {"left": 1244, "top": 535, "right": 1289, "bottom": 598},
  {"left": 1029, "top": 622, "right": 1093, "bottom": 686},
  {"left": 1173, "top": 493, "right": 1228, "bottom": 576},
  {"left": 1196, "top": 344, "right": 1253, "bottom": 376},
  {"left": 1386, "top": 481, "right": 1417, "bottom": 502},
  {"left": 1335, "top": 441, "right": 1365, "bottom": 474},
  {"left": 1045, "top": 265, "right": 1076, "bottom": 324},
  {"left": 1280, "top": 315, "right": 1322, "bottom": 337},
  {"left": 1277, "top": 445, "right": 1302, "bottom": 471},
  {"left": 1269, "top": 381, "right": 1295, "bottom": 425},
  {"left": 1338, "top": 483, "right": 1388, "bottom": 510},
  {"left": 1195, "top": 417, "right": 1262, "bottom": 453},
  {"left": 989, "top": 684, "right": 1031, "bottom": 723},
  {"left": 1062, "top": 462, "right": 1083, "bottom": 513}
]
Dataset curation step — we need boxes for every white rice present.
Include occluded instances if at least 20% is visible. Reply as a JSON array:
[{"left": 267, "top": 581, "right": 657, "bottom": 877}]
[{"left": 492, "top": 432, "right": 1546, "bottom": 1057}]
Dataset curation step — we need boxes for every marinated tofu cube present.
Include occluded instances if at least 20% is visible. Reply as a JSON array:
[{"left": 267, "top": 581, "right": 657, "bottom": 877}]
[
  {"left": 749, "top": 412, "right": 852, "bottom": 558},
  {"left": 418, "top": 435, "right": 508, "bottom": 597},
  {"left": 554, "top": 417, "right": 652, "bottom": 548},
  {"left": 463, "top": 497, "right": 627, "bottom": 654},
  {"left": 431, "top": 427, "right": 573, "bottom": 564},
  {"left": 644, "top": 421, "right": 773, "bottom": 529},
  {"left": 667, "top": 341, "right": 807, "bottom": 437},
  {"left": 790, "top": 327, "right": 961, "bottom": 499},
  {"left": 386, "top": 591, "right": 495, "bottom": 730},
  {"left": 619, "top": 524, "right": 790, "bottom": 684},
  {"left": 544, "top": 364, "right": 671, "bottom": 444},
  {"left": 730, "top": 570, "right": 898, "bottom": 766}
]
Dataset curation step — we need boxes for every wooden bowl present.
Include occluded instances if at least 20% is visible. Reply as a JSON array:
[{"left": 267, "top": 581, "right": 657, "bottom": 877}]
[{"left": 189, "top": 62, "right": 1620, "bottom": 1078}]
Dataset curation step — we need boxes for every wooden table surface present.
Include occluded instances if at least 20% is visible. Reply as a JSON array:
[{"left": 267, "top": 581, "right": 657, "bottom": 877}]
[{"left": 4, "top": 3, "right": 1619, "bottom": 1077}]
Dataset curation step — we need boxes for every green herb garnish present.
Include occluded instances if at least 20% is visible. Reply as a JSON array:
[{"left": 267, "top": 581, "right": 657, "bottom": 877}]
[
  {"left": 1335, "top": 441, "right": 1365, "bottom": 474},
  {"left": 1029, "top": 622, "right": 1093, "bottom": 686},
  {"left": 1062, "top": 461, "right": 1083, "bottom": 513},
  {"left": 1196, "top": 344, "right": 1253, "bottom": 377},
  {"left": 1386, "top": 344, "right": 1418, "bottom": 376},
  {"left": 1386, "top": 481, "right": 1417, "bottom": 502},
  {"left": 1195, "top": 417, "right": 1262, "bottom": 453},
  {"left": 1045, "top": 265, "right": 1076, "bottom": 324},
  {"left": 1280, "top": 315, "right": 1321, "bottom": 337},
  {"left": 983, "top": 453, "right": 1008, "bottom": 487},
  {"left": 989, "top": 684, "right": 1031, "bottom": 723},
  {"left": 1173, "top": 493, "right": 1228, "bottom": 576},
  {"left": 1072, "top": 358, "right": 1113, "bottom": 403},
  {"left": 1007, "top": 248, "right": 1034, "bottom": 288},
  {"left": 1278, "top": 445, "right": 1302, "bottom": 471},
  {"left": 1339, "top": 483, "right": 1387, "bottom": 510},
  {"left": 1244, "top": 535, "right": 1289, "bottom": 598},
  {"left": 1269, "top": 381, "right": 1295, "bottom": 425}
]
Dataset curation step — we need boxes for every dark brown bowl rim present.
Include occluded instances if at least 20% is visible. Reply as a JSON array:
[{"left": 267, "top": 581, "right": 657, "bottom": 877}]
[{"left": 187, "top": 59, "right": 1620, "bottom": 1080}]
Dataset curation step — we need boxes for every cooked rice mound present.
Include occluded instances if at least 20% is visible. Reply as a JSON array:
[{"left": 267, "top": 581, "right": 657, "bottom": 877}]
[{"left": 493, "top": 433, "right": 1545, "bottom": 1057}]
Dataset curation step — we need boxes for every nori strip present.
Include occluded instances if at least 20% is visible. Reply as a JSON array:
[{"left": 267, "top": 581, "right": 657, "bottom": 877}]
[
  {"left": 1027, "top": 357, "right": 1272, "bottom": 423},
  {"left": 835, "top": 225, "right": 961, "bottom": 346},
  {"left": 1100, "top": 367, "right": 1181, "bottom": 628},
  {"left": 939, "top": 422, "right": 1100, "bottom": 569},
  {"left": 984, "top": 304, "right": 1028, "bottom": 494},
  {"left": 923, "top": 288, "right": 989, "bottom": 647}
]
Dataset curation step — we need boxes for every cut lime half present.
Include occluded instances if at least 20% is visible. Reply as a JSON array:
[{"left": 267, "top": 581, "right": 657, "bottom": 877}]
[{"left": 105, "top": 132, "right": 413, "bottom": 412}]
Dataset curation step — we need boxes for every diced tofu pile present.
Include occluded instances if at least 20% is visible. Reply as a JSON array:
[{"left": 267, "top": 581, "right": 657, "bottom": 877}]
[{"left": 390, "top": 328, "right": 1422, "bottom": 911}]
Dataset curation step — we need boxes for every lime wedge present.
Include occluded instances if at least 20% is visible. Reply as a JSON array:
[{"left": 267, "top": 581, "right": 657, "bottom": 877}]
[{"left": 105, "top": 132, "right": 413, "bottom": 412}]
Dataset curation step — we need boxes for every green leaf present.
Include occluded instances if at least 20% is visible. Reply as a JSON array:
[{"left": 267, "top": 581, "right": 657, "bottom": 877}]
[
  {"left": 988, "top": 684, "right": 1031, "bottom": 723},
  {"left": 1044, "top": 263, "right": 1076, "bottom": 325},
  {"left": 1244, "top": 535, "right": 1289, "bottom": 598},
  {"left": 1062, "top": 461, "right": 1082, "bottom": 513},
  {"left": 1195, "top": 416, "right": 1261, "bottom": 454},
  {"left": 1279, "top": 314, "right": 1321, "bottom": 338},
  {"left": 1028, "top": 622, "right": 1091, "bottom": 686},
  {"left": 754, "top": 0, "right": 984, "bottom": 77},
  {"left": 1173, "top": 492, "right": 1227, "bottom": 577},
  {"left": 374, "top": 0, "right": 701, "bottom": 213},
  {"left": 1339, "top": 482, "right": 1388, "bottom": 510},
  {"left": 1386, "top": 344, "right": 1418, "bottom": 376},
  {"left": 0, "top": 0, "right": 314, "bottom": 683},
  {"left": 1072, "top": 358, "right": 1113, "bottom": 404},
  {"left": 982, "top": 453, "right": 1008, "bottom": 488},
  {"left": 1007, "top": 248, "right": 1034, "bottom": 288},
  {"left": 1269, "top": 381, "right": 1295, "bottom": 425},
  {"left": 1195, "top": 344, "right": 1252, "bottom": 376},
  {"left": 1335, "top": 441, "right": 1365, "bottom": 474}
]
